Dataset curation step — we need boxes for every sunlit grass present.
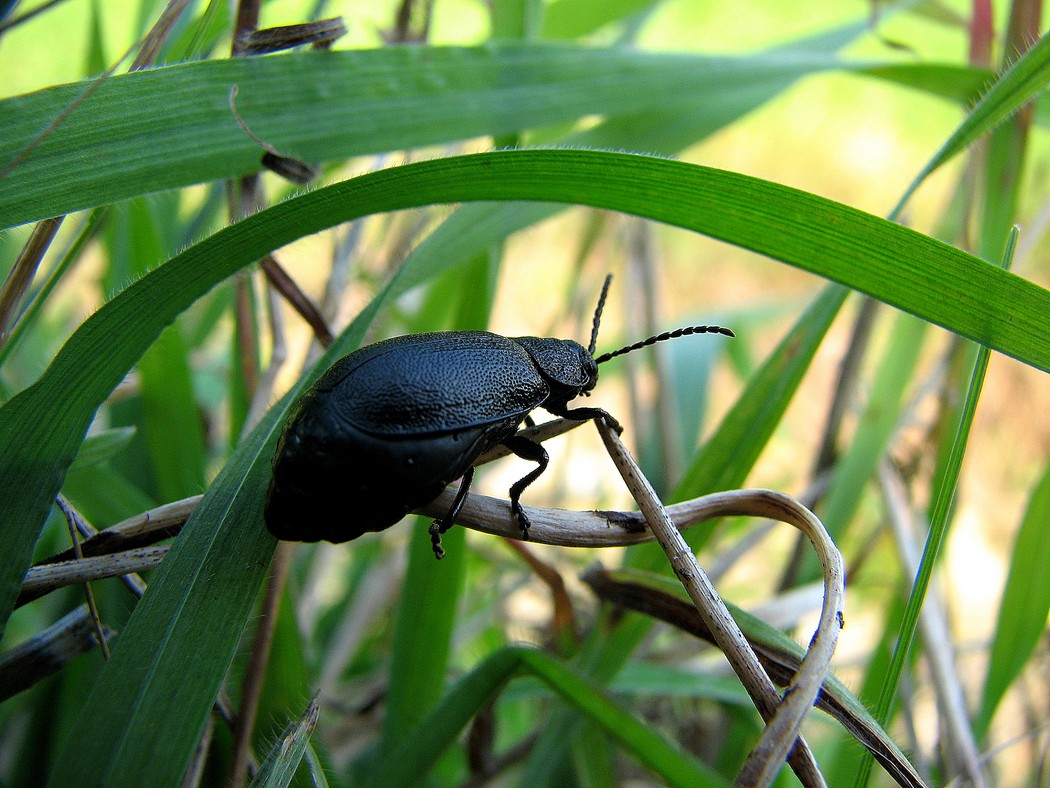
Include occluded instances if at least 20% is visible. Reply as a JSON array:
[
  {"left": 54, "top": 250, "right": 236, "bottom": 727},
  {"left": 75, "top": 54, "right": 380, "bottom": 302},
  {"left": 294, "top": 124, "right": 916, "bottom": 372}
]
[{"left": 0, "top": 1, "right": 1047, "bottom": 786}]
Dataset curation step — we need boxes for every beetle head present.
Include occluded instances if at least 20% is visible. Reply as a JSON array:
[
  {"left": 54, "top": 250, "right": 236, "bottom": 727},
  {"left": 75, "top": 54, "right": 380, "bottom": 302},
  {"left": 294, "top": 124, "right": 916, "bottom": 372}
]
[
  {"left": 515, "top": 337, "right": 599, "bottom": 398},
  {"left": 519, "top": 275, "right": 733, "bottom": 413}
]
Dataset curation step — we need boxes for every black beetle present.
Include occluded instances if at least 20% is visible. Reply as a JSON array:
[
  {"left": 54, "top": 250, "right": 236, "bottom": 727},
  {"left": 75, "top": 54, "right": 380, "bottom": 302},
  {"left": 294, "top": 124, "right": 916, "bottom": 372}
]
[{"left": 264, "top": 276, "right": 733, "bottom": 557}]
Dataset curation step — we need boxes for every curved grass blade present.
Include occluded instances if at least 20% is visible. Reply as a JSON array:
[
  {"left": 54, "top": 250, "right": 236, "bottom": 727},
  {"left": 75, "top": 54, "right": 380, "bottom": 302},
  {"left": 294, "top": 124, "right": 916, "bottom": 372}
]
[
  {"left": 0, "top": 149, "right": 1034, "bottom": 783},
  {"left": 378, "top": 524, "right": 467, "bottom": 757},
  {"left": 3, "top": 148, "right": 1049, "bottom": 638}
]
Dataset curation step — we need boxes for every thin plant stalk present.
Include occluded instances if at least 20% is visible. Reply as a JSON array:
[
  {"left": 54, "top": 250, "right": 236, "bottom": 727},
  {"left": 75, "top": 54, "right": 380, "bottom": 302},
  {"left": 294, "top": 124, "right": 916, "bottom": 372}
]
[
  {"left": 594, "top": 419, "right": 845, "bottom": 787},
  {"left": 857, "top": 229, "right": 1017, "bottom": 786},
  {"left": 880, "top": 462, "right": 986, "bottom": 786}
]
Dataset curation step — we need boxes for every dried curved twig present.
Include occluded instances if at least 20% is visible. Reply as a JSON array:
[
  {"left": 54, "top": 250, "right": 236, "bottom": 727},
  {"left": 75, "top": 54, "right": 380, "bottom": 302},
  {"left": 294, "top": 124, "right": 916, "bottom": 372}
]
[
  {"left": 589, "top": 420, "right": 841, "bottom": 788},
  {"left": 25, "top": 483, "right": 844, "bottom": 611},
  {"left": 23, "top": 435, "right": 846, "bottom": 785},
  {"left": 582, "top": 566, "right": 924, "bottom": 788}
]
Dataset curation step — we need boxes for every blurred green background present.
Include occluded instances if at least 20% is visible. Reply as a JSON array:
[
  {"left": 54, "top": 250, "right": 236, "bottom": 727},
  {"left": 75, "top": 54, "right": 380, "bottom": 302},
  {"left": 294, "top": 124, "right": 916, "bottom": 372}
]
[{"left": 1, "top": 1, "right": 1048, "bottom": 786}]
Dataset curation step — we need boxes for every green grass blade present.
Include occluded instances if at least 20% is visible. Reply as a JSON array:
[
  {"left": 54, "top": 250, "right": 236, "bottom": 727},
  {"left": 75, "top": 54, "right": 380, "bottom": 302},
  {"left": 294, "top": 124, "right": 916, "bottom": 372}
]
[
  {"left": 369, "top": 647, "right": 726, "bottom": 788},
  {"left": 250, "top": 700, "right": 320, "bottom": 788},
  {"left": 4, "top": 41, "right": 1038, "bottom": 230},
  {"left": 66, "top": 426, "right": 136, "bottom": 472},
  {"left": 673, "top": 284, "right": 849, "bottom": 502},
  {"left": 3, "top": 148, "right": 1048, "bottom": 640},
  {"left": 894, "top": 30, "right": 1050, "bottom": 215},
  {"left": 254, "top": 587, "right": 311, "bottom": 760},
  {"left": 542, "top": 0, "right": 659, "bottom": 38},
  {"left": 859, "top": 344, "right": 993, "bottom": 783},
  {"left": 136, "top": 324, "right": 207, "bottom": 501},
  {"left": 46, "top": 409, "right": 280, "bottom": 786},
  {"left": 795, "top": 311, "right": 927, "bottom": 583},
  {"left": 378, "top": 526, "right": 467, "bottom": 756},
  {"left": 365, "top": 648, "right": 525, "bottom": 787},
  {"left": 975, "top": 457, "right": 1050, "bottom": 738},
  {"left": 521, "top": 649, "right": 722, "bottom": 787},
  {"left": 857, "top": 231, "right": 1018, "bottom": 786},
  {"left": 857, "top": 62, "right": 992, "bottom": 105},
  {"left": 972, "top": 19, "right": 1040, "bottom": 266},
  {"left": 0, "top": 44, "right": 849, "bottom": 229}
]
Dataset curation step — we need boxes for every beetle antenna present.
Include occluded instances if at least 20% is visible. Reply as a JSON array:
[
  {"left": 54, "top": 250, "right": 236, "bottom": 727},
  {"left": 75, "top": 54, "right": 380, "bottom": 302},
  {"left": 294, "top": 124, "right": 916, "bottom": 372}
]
[
  {"left": 595, "top": 324, "right": 735, "bottom": 364},
  {"left": 588, "top": 274, "right": 613, "bottom": 356}
]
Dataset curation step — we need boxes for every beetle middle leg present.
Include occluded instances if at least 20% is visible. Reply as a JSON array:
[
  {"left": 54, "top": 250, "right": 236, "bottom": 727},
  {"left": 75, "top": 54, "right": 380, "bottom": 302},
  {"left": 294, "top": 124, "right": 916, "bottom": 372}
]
[
  {"left": 428, "top": 466, "right": 475, "bottom": 560},
  {"left": 502, "top": 435, "right": 550, "bottom": 539}
]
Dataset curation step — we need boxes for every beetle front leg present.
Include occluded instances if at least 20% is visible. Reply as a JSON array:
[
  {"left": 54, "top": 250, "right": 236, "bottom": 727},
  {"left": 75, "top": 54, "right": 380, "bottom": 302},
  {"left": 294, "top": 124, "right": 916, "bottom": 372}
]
[
  {"left": 428, "top": 466, "right": 475, "bottom": 560},
  {"left": 501, "top": 435, "right": 549, "bottom": 539},
  {"left": 553, "top": 404, "right": 623, "bottom": 435}
]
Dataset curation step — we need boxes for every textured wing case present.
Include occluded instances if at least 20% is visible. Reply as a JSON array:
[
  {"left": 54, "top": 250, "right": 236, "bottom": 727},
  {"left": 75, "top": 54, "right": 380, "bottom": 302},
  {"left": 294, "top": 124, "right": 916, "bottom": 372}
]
[
  {"left": 265, "top": 332, "right": 548, "bottom": 542},
  {"left": 320, "top": 332, "right": 547, "bottom": 435}
]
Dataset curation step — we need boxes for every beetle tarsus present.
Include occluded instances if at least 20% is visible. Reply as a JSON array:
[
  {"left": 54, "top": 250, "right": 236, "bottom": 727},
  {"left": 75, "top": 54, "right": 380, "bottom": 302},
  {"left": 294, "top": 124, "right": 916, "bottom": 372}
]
[
  {"left": 428, "top": 521, "right": 446, "bottom": 559},
  {"left": 427, "top": 467, "right": 476, "bottom": 559},
  {"left": 601, "top": 412, "right": 623, "bottom": 435},
  {"left": 558, "top": 405, "right": 623, "bottom": 435},
  {"left": 513, "top": 501, "right": 532, "bottom": 540},
  {"left": 503, "top": 435, "right": 548, "bottom": 539}
]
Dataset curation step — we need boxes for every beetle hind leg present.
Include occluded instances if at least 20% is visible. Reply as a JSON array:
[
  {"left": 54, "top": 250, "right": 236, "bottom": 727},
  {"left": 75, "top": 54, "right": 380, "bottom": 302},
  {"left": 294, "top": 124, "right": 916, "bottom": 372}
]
[
  {"left": 429, "top": 466, "right": 475, "bottom": 560},
  {"left": 502, "top": 435, "right": 550, "bottom": 539}
]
